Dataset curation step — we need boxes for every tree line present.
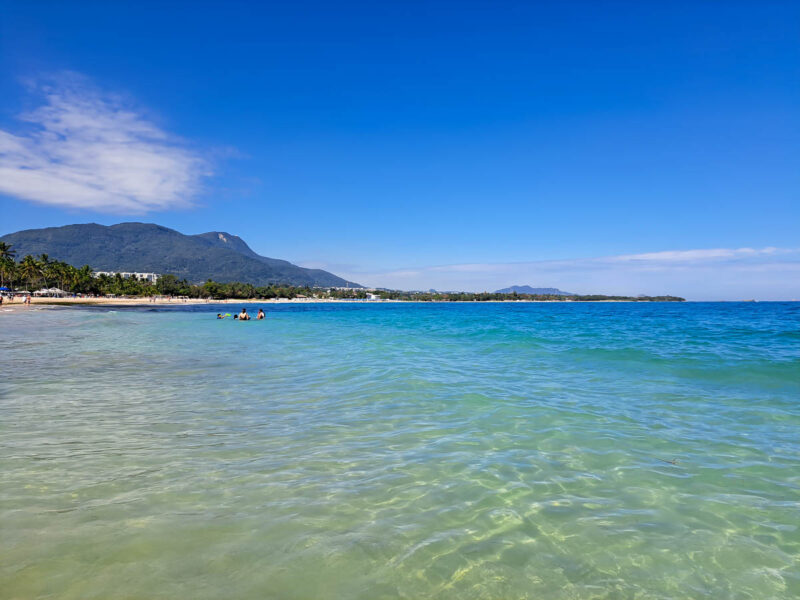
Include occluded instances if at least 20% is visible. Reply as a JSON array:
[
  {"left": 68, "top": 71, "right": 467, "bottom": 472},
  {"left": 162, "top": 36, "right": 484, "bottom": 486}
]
[
  {"left": 340, "top": 290, "right": 684, "bottom": 302},
  {"left": 0, "top": 244, "right": 684, "bottom": 301}
]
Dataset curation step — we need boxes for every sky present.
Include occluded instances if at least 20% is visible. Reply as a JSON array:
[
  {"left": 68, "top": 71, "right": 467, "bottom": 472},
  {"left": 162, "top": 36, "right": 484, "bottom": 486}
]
[{"left": 0, "top": 1, "right": 798, "bottom": 299}]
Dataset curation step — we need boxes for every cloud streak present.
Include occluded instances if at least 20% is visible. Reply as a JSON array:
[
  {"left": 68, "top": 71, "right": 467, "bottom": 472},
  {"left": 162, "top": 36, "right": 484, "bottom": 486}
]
[
  {"left": 0, "top": 73, "right": 207, "bottom": 213},
  {"left": 610, "top": 247, "right": 787, "bottom": 262}
]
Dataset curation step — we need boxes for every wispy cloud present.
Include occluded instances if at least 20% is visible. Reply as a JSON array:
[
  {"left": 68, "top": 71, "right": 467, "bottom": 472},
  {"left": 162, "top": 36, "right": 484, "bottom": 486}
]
[
  {"left": 316, "top": 246, "right": 800, "bottom": 300},
  {"left": 610, "top": 247, "right": 786, "bottom": 262},
  {"left": 0, "top": 72, "right": 208, "bottom": 213}
]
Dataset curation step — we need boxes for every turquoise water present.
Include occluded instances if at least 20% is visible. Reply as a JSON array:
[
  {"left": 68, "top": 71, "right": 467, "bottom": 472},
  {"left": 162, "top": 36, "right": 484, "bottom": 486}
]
[{"left": 1, "top": 302, "right": 799, "bottom": 599}]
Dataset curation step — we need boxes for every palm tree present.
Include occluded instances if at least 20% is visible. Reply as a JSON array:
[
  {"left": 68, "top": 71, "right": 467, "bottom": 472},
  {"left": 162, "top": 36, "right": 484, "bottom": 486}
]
[
  {"left": 38, "top": 254, "right": 51, "bottom": 289},
  {"left": 61, "top": 263, "right": 78, "bottom": 292},
  {"left": 0, "top": 242, "right": 15, "bottom": 261},
  {"left": 0, "top": 243, "right": 15, "bottom": 289},
  {"left": 0, "top": 257, "right": 15, "bottom": 289},
  {"left": 75, "top": 265, "right": 93, "bottom": 294},
  {"left": 19, "top": 255, "right": 42, "bottom": 291},
  {"left": 96, "top": 273, "right": 112, "bottom": 295},
  {"left": 44, "top": 259, "right": 64, "bottom": 291}
]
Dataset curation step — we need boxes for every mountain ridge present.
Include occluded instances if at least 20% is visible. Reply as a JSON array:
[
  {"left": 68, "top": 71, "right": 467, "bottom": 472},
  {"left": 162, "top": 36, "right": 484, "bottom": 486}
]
[
  {"left": 494, "top": 285, "right": 575, "bottom": 295},
  {"left": 0, "top": 222, "right": 361, "bottom": 288}
]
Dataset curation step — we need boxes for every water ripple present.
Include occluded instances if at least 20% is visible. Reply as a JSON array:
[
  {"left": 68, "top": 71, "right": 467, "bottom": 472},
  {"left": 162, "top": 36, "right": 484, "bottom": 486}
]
[{"left": 1, "top": 302, "right": 799, "bottom": 599}]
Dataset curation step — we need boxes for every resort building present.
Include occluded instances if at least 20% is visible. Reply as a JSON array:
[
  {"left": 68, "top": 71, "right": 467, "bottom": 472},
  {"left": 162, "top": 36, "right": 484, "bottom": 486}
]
[{"left": 93, "top": 271, "right": 161, "bottom": 283}]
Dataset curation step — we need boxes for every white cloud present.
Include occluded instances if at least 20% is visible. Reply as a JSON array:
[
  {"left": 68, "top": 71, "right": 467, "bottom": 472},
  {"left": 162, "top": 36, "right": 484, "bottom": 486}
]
[
  {"left": 0, "top": 73, "right": 208, "bottom": 213},
  {"left": 320, "top": 247, "right": 800, "bottom": 300},
  {"left": 610, "top": 247, "right": 784, "bottom": 262}
]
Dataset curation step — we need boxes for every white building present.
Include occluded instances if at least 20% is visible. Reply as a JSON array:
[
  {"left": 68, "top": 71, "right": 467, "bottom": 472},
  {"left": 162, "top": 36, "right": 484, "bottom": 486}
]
[{"left": 93, "top": 271, "right": 160, "bottom": 283}]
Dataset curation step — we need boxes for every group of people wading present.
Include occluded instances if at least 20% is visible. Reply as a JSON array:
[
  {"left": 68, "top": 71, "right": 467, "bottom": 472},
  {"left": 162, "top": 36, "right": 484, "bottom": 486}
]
[{"left": 216, "top": 308, "right": 265, "bottom": 321}]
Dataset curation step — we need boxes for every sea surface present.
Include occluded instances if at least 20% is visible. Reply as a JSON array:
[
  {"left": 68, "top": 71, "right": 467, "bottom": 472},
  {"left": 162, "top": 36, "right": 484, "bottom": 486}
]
[{"left": 1, "top": 302, "right": 799, "bottom": 599}]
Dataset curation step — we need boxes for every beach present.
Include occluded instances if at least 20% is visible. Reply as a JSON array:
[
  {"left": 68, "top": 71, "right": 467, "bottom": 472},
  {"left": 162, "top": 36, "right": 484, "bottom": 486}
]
[
  {"left": 0, "top": 296, "right": 379, "bottom": 312},
  {"left": 0, "top": 295, "right": 692, "bottom": 315}
]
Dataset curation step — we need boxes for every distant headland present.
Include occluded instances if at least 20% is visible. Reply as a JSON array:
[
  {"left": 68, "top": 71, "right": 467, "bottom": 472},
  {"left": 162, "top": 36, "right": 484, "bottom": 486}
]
[{"left": 495, "top": 285, "right": 574, "bottom": 296}]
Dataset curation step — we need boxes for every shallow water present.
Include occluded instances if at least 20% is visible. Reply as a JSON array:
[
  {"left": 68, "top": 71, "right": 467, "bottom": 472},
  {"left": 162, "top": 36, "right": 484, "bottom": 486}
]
[{"left": 1, "top": 302, "right": 799, "bottom": 599}]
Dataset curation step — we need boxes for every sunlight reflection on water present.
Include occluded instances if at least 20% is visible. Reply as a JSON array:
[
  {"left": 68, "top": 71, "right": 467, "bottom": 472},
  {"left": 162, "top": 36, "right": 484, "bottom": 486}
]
[{"left": 1, "top": 302, "right": 799, "bottom": 599}]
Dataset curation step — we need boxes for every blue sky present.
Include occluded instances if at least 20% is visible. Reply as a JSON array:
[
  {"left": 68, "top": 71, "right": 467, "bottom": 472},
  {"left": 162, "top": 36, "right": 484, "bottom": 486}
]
[{"left": 1, "top": 1, "right": 798, "bottom": 299}]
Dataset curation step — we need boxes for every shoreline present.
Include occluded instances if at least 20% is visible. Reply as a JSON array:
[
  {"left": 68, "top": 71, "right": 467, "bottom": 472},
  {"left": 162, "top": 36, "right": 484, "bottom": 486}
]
[
  {"left": 0, "top": 297, "right": 769, "bottom": 314},
  {"left": 0, "top": 297, "right": 669, "bottom": 314}
]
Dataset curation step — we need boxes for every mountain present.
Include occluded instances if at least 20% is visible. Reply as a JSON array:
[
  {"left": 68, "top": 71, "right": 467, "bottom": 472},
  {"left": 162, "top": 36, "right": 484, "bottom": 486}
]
[
  {"left": 494, "top": 285, "right": 575, "bottom": 295},
  {"left": 0, "top": 223, "right": 361, "bottom": 288}
]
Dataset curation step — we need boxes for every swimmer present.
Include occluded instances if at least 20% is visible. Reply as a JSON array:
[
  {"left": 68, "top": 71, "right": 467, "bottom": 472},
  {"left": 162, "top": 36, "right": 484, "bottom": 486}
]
[
  {"left": 217, "top": 313, "right": 226, "bottom": 319},
  {"left": 238, "top": 308, "right": 250, "bottom": 321},
  {"left": 257, "top": 308, "right": 265, "bottom": 320}
]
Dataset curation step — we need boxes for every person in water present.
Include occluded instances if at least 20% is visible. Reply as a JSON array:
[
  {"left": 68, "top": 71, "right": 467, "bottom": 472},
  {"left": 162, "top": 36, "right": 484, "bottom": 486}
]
[
  {"left": 216, "top": 313, "right": 226, "bottom": 319},
  {"left": 238, "top": 308, "right": 250, "bottom": 320},
  {"left": 257, "top": 308, "right": 265, "bottom": 320}
]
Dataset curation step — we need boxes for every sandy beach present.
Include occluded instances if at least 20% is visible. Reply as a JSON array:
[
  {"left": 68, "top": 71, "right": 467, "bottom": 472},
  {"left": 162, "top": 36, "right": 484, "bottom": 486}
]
[
  {"left": 0, "top": 296, "right": 397, "bottom": 313},
  {"left": 0, "top": 295, "right": 686, "bottom": 315}
]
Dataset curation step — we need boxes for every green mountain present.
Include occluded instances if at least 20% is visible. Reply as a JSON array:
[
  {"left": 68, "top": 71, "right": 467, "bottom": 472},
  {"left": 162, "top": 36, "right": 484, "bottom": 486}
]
[{"left": 0, "top": 222, "right": 361, "bottom": 288}]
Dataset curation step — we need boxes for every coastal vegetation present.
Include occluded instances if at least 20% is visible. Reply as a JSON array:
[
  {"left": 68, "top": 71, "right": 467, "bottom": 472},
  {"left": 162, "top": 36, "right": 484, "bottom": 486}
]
[
  {"left": 334, "top": 290, "right": 685, "bottom": 302},
  {"left": 0, "top": 247, "right": 684, "bottom": 302}
]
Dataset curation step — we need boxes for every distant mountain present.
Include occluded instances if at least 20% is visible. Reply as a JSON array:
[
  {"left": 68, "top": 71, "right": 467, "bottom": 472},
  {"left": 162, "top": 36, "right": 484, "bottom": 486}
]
[
  {"left": 0, "top": 223, "right": 361, "bottom": 288},
  {"left": 495, "top": 285, "right": 575, "bottom": 295}
]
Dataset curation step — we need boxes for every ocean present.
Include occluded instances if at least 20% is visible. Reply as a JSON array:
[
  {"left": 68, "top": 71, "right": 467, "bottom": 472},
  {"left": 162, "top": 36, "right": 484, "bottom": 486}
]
[{"left": 1, "top": 302, "right": 798, "bottom": 599}]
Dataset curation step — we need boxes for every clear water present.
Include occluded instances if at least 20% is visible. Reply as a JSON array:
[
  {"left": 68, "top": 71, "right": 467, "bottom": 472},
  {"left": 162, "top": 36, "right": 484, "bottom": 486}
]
[{"left": 1, "top": 302, "right": 798, "bottom": 599}]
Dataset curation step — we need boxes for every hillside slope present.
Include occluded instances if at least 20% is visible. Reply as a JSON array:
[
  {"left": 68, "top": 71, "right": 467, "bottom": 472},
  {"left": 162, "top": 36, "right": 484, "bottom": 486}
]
[{"left": 0, "top": 223, "right": 361, "bottom": 287}]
